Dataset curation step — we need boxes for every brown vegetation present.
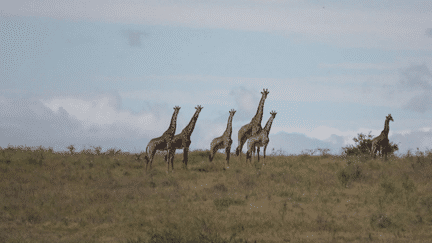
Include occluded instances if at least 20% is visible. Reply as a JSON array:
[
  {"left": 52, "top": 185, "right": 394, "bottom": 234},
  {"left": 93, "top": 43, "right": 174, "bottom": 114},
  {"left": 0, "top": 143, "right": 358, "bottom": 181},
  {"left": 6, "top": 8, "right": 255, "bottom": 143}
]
[{"left": 1, "top": 145, "right": 432, "bottom": 242}]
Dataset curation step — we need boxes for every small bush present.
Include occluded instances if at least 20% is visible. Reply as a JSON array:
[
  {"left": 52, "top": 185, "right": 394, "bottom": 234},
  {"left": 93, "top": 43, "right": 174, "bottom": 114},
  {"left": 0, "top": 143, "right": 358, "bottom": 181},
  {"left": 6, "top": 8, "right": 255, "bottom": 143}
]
[
  {"left": 401, "top": 173, "right": 415, "bottom": 193},
  {"left": 92, "top": 146, "right": 102, "bottom": 155},
  {"left": 419, "top": 195, "right": 432, "bottom": 212},
  {"left": 106, "top": 148, "right": 121, "bottom": 156},
  {"left": 67, "top": 145, "right": 76, "bottom": 155},
  {"left": 337, "top": 163, "right": 363, "bottom": 187},
  {"left": 212, "top": 183, "right": 228, "bottom": 192},
  {"left": 214, "top": 198, "right": 244, "bottom": 211},
  {"left": 370, "top": 213, "right": 392, "bottom": 229},
  {"left": 160, "top": 177, "right": 179, "bottom": 188},
  {"left": 147, "top": 229, "right": 184, "bottom": 243},
  {"left": 380, "top": 181, "right": 395, "bottom": 195}
]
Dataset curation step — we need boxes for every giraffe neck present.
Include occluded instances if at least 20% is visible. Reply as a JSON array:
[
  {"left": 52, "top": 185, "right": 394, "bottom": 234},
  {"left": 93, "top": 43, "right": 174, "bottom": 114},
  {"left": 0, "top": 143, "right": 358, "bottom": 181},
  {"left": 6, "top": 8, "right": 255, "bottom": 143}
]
[
  {"left": 223, "top": 114, "right": 235, "bottom": 137},
  {"left": 251, "top": 94, "right": 266, "bottom": 124},
  {"left": 182, "top": 110, "right": 201, "bottom": 136},
  {"left": 167, "top": 111, "right": 179, "bottom": 134},
  {"left": 382, "top": 118, "right": 390, "bottom": 137},
  {"left": 262, "top": 116, "right": 275, "bottom": 136}
]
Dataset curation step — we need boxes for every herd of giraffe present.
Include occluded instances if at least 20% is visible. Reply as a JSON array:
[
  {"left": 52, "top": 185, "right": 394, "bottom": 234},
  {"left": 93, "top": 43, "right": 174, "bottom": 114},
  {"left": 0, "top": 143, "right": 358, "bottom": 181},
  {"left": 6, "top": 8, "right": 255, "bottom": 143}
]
[{"left": 143, "top": 89, "right": 394, "bottom": 172}]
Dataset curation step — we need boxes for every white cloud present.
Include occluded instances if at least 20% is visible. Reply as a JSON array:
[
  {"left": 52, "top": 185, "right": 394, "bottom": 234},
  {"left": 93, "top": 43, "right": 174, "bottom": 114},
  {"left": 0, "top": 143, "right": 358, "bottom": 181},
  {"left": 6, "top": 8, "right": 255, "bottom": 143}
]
[
  {"left": 99, "top": 62, "right": 432, "bottom": 116},
  {"left": 271, "top": 125, "right": 383, "bottom": 146},
  {"left": 120, "top": 89, "right": 232, "bottom": 106},
  {"left": 2, "top": 92, "right": 432, "bottom": 155},
  {"left": 391, "top": 130, "right": 432, "bottom": 154},
  {"left": 112, "top": 69, "right": 425, "bottom": 109},
  {"left": 42, "top": 94, "right": 177, "bottom": 136}
]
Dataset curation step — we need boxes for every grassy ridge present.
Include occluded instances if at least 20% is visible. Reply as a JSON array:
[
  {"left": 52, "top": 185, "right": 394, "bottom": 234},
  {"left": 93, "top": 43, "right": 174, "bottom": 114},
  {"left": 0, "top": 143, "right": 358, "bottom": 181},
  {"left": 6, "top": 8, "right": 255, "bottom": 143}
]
[{"left": 1, "top": 145, "right": 432, "bottom": 242}]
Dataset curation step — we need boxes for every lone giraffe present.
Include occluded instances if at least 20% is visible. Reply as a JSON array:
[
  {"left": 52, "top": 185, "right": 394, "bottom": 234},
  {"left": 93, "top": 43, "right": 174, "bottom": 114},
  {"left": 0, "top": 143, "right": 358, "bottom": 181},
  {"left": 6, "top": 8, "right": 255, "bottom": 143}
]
[
  {"left": 235, "top": 88, "right": 269, "bottom": 157},
  {"left": 209, "top": 109, "right": 236, "bottom": 167},
  {"left": 144, "top": 106, "right": 181, "bottom": 171},
  {"left": 246, "top": 110, "right": 277, "bottom": 166},
  {"left": 371, "top": 114, "right": 394, "bottom": 160},
  {"left": 166, "top": 105, "right": 203, "bottom": 169}
]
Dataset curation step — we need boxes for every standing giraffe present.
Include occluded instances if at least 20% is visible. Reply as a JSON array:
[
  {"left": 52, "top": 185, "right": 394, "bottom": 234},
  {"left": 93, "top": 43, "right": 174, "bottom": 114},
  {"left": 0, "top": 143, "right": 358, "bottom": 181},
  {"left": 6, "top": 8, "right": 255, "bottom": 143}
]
[
  {"left": 166, "top": 105, "right": 203, "bottom": 169},
  {"left": 246, "top": 111, "right": 277, "bottom": 166},
  {"left": 144, "top": 106, "right": 181, "bottom": 171},
  {"left": 209, "top": 109, "right": 236, "bottom": 167},
  {"left": 235, "top": 88, "right": 269, "bottom": 157},
  {"left": 371, "top": 114, "right": 394, "bottom": 160}
]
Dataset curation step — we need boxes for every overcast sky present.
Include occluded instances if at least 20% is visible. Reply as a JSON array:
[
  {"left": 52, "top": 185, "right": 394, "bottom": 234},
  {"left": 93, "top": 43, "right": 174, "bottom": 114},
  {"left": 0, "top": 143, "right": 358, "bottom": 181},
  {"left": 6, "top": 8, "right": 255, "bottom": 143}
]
[{"left": 1, "top": 0, "right": 432, "bottom": 155}]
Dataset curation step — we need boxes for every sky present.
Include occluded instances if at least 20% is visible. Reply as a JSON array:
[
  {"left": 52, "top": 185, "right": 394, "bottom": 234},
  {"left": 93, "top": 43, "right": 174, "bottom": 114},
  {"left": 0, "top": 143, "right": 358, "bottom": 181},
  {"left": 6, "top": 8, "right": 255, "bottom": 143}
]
[{"left": 1, "top": 0, "right": 432, "bottom": 155}]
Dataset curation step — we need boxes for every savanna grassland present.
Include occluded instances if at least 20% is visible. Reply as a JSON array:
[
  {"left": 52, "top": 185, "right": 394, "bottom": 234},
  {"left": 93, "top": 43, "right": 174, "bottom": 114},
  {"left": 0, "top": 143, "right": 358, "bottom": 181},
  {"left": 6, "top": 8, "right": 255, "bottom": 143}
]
[{"left": 1, "top": 145, "right": 432, "bottom": 243}]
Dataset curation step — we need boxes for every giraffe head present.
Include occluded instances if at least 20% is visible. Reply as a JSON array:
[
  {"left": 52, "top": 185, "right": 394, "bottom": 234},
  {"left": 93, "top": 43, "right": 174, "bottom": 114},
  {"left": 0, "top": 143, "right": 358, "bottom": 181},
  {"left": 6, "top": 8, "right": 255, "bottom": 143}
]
[
  {"left": 195, "top": 105, "right": 203, "bottom": 112},
  {"left": 261, "top": 88, "right": 269, "bottom": 99},
  {"left": 386, "top": 114, "right": 394, "bottom": 122},
  {"left": 270, "top": 110, "right": 277, "bottom": 118},
  {"left": 173, "top": 106, "right": 181, "bottom": 113},
  {"left": 229, "top": 109, "right": 236, "bottom": 115}
]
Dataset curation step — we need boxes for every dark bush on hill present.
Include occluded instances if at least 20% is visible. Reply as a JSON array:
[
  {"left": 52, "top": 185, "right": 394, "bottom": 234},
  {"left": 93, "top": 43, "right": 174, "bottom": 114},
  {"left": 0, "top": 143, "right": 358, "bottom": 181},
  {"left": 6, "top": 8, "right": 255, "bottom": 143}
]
[{"left": 342, "top": 132, "right": 398, "bottom": 156}]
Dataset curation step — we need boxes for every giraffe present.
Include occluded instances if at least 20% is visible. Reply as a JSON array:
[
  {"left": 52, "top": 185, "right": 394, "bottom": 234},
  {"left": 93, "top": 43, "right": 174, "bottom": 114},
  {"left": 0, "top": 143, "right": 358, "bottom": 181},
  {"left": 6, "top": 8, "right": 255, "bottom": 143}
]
[
  {"left": 235, "top": 88, "right": 269, "bottom": 157},
  {"left": 166, "top": 105, "right": 203, "bottom": 169},
  {"left": 209, "top": 109, "right": 236, "bottom": 167},
  {"left": 246, "top": 110, "right": 277, "bottom": 166},
  {"left": 371, "top": 114, "right": 394, "bottom": 160},
  {"left": 144, "top": 106, "right": 181, "bottom": 171}
]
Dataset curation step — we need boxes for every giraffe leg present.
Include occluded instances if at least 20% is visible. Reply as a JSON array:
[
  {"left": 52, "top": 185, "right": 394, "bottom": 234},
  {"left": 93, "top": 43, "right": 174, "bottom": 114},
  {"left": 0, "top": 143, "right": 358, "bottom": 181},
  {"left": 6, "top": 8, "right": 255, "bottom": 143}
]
[
  {"left": 237, "top": 136, "right": 248, "bottom": 157},
  {"left": 166, "top": 148, "right": 172, "bottom": 172},
  {"left": 225, "top": 146, "right": 230, "bottom": 167},
  {"left": 209, "top": 144, "right": 213, "bottom": 162},
  {"left": 263, "top": 145, "right": 267, "bottom": 165},
  {"left": 183, "top": 147, "right": 189, "bottom": 168},
  {"left": 209, "top": 148, "right": 214, "bottom": 162},
  {"left": 145, "top": 152, "right": 149, "bottom": 171},
  {"left": 171, "top": 149, "right": 176, "bottom": 171},
  {"left": 383, "top": 144, "right": 388, "bottom": 161},
  {"left": 245, "top": 150, "right": 249, "bottom": 164},
  {"left": 148, "top": 150, "right": 156, "bottom": 170},
  {"left": 209, "top": 143, "right": 217, "bottom": 162},
  {"left": 250, "top": 149, "right": 253, "bottom": 165},
  {"left": 166, "top": 150, "right": 170, "bottom": 173},
  {"left": 371, "top": 144, "right": 377, "bottom": 158},
  {"left": 246, "top": 145, "right": 252, "bottom": 165},
  {"left": 257, "top": 147, "right": 260, "bottom": 165}
]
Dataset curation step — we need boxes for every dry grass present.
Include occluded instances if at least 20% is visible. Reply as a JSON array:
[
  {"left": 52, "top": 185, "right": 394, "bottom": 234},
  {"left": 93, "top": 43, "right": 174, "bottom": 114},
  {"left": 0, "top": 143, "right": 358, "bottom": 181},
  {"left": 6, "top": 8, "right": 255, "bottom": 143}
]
[{"left": 1, "top": 145, "right": 432, "bottom": 242}]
